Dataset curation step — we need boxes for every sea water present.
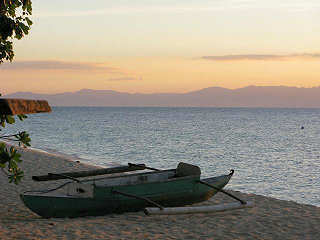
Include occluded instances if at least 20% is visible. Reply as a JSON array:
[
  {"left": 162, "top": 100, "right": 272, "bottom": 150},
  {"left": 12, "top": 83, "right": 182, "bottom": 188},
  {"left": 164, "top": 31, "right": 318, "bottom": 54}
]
[{"left": 4, "top": 107, "right": 320, "bottom": 206}]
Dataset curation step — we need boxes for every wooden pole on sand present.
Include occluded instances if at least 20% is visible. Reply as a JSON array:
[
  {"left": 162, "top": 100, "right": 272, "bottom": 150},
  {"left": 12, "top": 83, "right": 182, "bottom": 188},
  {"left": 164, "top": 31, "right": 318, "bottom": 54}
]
[{"left": 144, "top": 201, "right": 254, "bottom": 216}]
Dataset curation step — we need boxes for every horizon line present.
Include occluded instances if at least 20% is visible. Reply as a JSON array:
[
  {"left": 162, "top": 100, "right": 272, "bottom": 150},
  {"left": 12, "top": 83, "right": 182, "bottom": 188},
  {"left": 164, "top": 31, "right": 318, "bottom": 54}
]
[{"left": 3, "top": 85, "right": 320, "bottom": 96}]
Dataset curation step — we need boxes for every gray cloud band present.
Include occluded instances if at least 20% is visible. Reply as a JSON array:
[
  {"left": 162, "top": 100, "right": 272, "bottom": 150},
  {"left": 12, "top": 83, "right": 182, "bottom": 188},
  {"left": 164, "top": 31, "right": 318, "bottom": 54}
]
[
  {"left": 202, "top": 53, "right": 320, "bottom": 61},
  {"left": 107, "top": 77, "right": 137, "bottom": 81},
  {"left": 0, "top": 60, "right": 118, "bottom": 72}
]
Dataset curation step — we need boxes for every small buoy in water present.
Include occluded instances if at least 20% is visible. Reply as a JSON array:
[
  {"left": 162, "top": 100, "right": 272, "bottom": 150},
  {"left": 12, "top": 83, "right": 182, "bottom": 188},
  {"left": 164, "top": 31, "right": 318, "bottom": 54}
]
[{"left": 301, "top": 126, "right": 304, "bottom": 129}]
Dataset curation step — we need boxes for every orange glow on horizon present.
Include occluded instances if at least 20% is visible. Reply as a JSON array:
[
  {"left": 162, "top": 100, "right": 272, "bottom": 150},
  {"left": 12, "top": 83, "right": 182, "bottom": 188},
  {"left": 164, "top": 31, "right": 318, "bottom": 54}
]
[{"left": 1, "top": 57, "right": 320, "bottom": 95}]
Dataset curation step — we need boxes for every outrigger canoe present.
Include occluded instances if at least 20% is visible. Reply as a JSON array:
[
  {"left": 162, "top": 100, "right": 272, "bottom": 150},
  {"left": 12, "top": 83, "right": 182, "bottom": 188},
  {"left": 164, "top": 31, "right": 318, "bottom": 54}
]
[{"left": 21, "top": 162, "right": 236, "bottom": 218}]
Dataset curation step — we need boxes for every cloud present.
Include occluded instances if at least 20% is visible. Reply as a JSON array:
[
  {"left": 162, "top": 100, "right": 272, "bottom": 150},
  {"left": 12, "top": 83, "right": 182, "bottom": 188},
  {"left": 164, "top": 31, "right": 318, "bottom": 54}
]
[
  {"left": 0, "top": 60, "right": 118, "bottom": 72},
  {"left": 201, "top": 53, "right": 320, "bottom": 61},
  {"left": 107, "top": 77, "right": 138, "bottom": 81}
]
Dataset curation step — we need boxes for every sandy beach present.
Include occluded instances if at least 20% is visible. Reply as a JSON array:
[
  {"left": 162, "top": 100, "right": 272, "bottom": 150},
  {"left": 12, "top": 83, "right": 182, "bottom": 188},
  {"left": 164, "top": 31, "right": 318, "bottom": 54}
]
[{"left": 0, "top": 146, "right": 319, "bottom": 240}]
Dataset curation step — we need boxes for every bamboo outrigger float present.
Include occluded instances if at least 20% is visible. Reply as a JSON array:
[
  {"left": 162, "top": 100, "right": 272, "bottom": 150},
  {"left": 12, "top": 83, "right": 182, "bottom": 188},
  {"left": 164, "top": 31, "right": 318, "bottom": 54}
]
[{"left": 21, "top": 162, "right": 252, "bottom": 218}]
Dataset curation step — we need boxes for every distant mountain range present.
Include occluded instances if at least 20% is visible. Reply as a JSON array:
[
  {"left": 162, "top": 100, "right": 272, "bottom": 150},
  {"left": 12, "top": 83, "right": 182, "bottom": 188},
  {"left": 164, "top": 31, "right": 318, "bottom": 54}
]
[{"left": 3, "top": 86, "right": 320, "bottom": 107}]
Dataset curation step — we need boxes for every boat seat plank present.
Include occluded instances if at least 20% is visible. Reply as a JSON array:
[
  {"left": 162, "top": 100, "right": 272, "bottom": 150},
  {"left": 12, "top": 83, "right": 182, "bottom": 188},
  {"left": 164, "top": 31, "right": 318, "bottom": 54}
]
[
  {"left": 92, "top": 171, "right": 176, "bottom": 187},
  {"left": 176, "top": 162, "right": 201, "bottom": 177}
]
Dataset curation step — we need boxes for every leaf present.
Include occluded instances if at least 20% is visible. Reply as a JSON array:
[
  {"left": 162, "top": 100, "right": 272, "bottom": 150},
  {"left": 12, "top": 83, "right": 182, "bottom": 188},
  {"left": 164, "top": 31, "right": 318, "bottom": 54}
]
[
  {"left": 5, "top": 115, "right": 15, "bottom": 124},
  {"left": 9, "top": 160, "right": 17, "bottom": 170},
  {"left": 0, "top": 143, "right": 5, "bottom": 149},
  {"left": 18, "top": 114, "right": 27, "bottom": 121},
  {"left": 25, "top": 17, "right": 33, "bottom": 26},
  {"left": 8, "top": 176, "right": 14, "bottom": 183},
  {"left": 0, "top": 147, "right": 10, "bottom": 163},
  {"left": 8, "top": 169, "right": 24, "bottom": 184},
  {"left": 18, "top": 22, "right": 29, "bottom": 35},
  {"left": 15, "top": 131, "right": 31, "bottom": 147},
  {"left": 10, "top": 147, "right": 16, "bottom": 154},
  {"left": 14, "top": 153, "right": 22, "bottom": 162}
]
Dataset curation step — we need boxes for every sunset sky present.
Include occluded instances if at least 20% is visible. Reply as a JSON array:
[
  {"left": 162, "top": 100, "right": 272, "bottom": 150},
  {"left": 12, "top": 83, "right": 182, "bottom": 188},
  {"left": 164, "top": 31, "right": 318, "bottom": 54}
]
[{"left": 1, "top": 0, "right": 320, "bottom": 94}]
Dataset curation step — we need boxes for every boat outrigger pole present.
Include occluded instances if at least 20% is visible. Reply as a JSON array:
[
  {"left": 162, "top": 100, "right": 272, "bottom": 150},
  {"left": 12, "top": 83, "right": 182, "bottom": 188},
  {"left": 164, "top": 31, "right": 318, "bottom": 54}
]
[
  {"left": 197, "top": 170, "right": 246, "bottom": 205},
  {"left": 47, "top": 173, "right": 81, "bottom": 183},
  {"left": 32, "top": 163, "right": 148, "bottom": 181},
  {"left": 144, "top": 169, "right": 253, "bottom": 216},
  {"left": 198, "top": 180, "right": 246, "bottom": 204},
  {"left": 128, "top": 163, "right": 160, "bottom": 171},
  {"left": 112, "top": 190, "right": 164, "bottom": 210}
]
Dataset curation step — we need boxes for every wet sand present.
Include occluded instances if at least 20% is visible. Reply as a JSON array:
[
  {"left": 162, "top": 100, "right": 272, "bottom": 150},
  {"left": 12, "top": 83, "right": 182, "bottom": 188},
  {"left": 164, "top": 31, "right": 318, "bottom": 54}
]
[{"left": 0, "top": 146, "right": 319, "bottom": 240}]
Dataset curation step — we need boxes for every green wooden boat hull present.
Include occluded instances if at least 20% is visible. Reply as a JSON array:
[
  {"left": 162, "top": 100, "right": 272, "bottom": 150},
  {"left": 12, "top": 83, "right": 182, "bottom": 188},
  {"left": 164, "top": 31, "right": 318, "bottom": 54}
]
[{"left": 21, "top": 173, "right": 232, "bottom": 218}]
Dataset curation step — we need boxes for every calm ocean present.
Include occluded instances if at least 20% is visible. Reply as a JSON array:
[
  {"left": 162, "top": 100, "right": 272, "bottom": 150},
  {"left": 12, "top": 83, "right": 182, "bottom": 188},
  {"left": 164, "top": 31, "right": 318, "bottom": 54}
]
[{"left": 5, "top": 107, "right": 320, "bottom": 206}]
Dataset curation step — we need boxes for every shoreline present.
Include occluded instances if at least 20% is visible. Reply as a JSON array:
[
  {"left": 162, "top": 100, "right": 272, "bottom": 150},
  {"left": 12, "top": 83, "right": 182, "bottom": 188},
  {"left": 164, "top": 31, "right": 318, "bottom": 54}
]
[
  {"left": 13, "top": 142, "right": 320, "bottom": 207},
  {"left": 0, "top": 146, "right": 319, "bottom": 239},
  {"left": 1, "top": 140, "right": 121, "bottom": 169}
]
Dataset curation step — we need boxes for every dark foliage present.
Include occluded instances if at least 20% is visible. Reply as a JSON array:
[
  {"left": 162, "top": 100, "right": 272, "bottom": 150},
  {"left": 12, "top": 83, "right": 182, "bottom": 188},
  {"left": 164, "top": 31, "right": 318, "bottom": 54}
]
[
  {"left": 0, "top": 0, "right": 33, "bottom": 63},
  {"left": 0, "top": 1, "right": 33, "bottom": 183}
]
